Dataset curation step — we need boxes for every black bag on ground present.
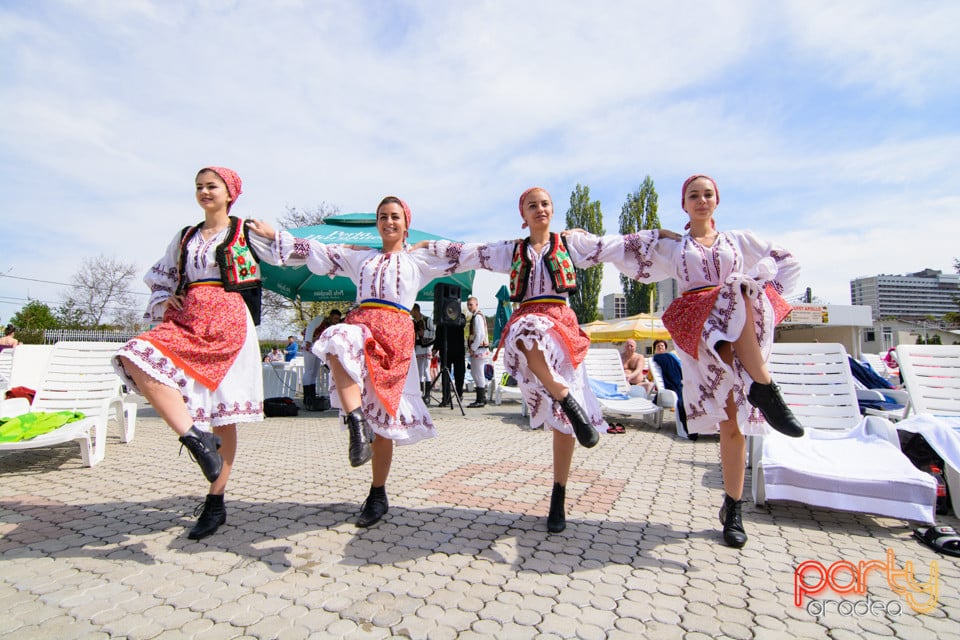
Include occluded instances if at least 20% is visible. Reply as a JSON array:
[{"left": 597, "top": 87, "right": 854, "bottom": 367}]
[
  {"left": 264, "top": 397, "right": 299, "bottom": 417},
  {"left": 898, "top": 430, "right": 951, "bottom": 515}
]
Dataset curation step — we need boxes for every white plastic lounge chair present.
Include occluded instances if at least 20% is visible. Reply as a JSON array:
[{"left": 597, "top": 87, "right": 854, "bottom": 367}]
[
  {"left": 894, "top": 345, "right": 960, "bottom": 518},
  {"left": 583, "top": 347, "right": 661, "bottom": 427},
  {"left": 490, "top": 356, "right": 527, "bottom": 416},
  {"left": 647, "top": 359, "right": 681, "bottom": 436},
  {"left": 750, "top": 342, "right": 936, "bottom": 524},
  {"left": 0, "top": 348, "right": 12, "bottom": 392},
  {"left": 0, "top": 341, "right": 137, "bottom": 467},
  {"left": 861, "top": 352, "right": 898, "bottom": 384}
]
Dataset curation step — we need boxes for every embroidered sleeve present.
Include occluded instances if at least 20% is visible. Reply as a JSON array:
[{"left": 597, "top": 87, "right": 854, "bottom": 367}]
[
  {"left": 143, "top": 231, "right": 181, "bottom": 321},
  {"left": 731, "top": 230, "right": 801, "bottom": 296},
  {"left": 416, "top": 239, "right": 514, "bottom": 275},
  {"left": 260, "top": 230, "right": 357, "bottom": 280},
  {"left": 565, "top": 230, "right": 677, "bottom": 283}
]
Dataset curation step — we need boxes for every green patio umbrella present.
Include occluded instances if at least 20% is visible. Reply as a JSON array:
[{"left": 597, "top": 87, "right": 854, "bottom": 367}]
[
  {"left": 259, "top": 213, "right": 474, "bottom": 302},
  {"left": 492, "top": 285, "right": 512, "bottom": 344}
]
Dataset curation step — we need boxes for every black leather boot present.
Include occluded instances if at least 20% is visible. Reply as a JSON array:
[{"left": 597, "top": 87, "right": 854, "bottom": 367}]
[
  {"left": 356, "top": 485, "right": 388, "bottom": 528},
  {"left": 547, "top": 483, "right": 566, "bottom": 533},
  {"left": 719, "top": 493, "right": 747, "bottom": 548},
  {"left": 344, "top": 409, "right": 373, "bottom": 467},
  {"left": 559, "top": 393, "right": 598, "bottom": 448},
  {"left": 747, "top": 381, "right": 805, "bottom": 438},
  {"left": 468, "top": 387, "right": 487, "bottom": 408},
  {"left": 178, "top": 426, "right": 223, "bottom": 482},
  {"left": 188, "top": 493, "right": 226, "bottom": 540}
]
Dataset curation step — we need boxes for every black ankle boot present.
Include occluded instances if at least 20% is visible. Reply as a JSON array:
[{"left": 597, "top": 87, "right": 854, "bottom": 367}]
[
  {"left": 468, "top": 387, "right": 487, "bottom": 408},
  {"left": 188, "top": 493, "right": 226, "bottom": 540},
  {"left": 356, "top": 485, "right": 388, "bottom": 528},
  {"left": 344, "top": 409, "right": 373, "bottom": 467},
  {"left": 178, "top": 426, "right": 223, "bottom": 482},
  {"left": 719, "top": 493, "right": 747, "bottom": 548},
  {"left": 747, "top": 381, "right": 805, "bottom": 438},
  {"left": 559, "top": 394, "right": 598, "bottom": 448},
  {"left": 547, "top": 483, "right": 566, "bottom": 533}
]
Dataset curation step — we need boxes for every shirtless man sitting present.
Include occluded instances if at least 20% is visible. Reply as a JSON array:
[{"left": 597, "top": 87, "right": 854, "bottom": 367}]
[{"left": 621, "top": 339, "right": 654, "bottom": 394}]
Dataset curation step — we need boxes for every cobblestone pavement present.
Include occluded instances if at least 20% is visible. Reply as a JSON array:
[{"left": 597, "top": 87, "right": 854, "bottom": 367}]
[{"left": 1, "top": 400, "right": 957, "bottom": 639}]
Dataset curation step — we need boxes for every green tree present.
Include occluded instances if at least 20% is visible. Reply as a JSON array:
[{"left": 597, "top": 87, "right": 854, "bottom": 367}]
[
  {"left": 564, "top": 184, "right": 604, "bottom": 323},
  {"left": 619, "top": 176, "right": 661, "bottom": 314},
  {"left": 10, "top": 300, "right": 59, "bottom": 341}
]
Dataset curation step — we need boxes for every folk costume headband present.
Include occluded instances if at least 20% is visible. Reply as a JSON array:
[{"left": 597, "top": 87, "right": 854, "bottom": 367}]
[{"left": 201, "top": 166, "right": 243, "bottom": 210}]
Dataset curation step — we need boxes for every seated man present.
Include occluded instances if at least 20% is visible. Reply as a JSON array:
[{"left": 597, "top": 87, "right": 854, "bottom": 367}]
[{"left": 621, "top": 339, "right": 654, "bottom": 395}]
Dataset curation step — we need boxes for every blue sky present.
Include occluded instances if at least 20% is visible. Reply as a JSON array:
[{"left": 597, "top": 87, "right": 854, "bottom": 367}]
[{"left": 1, "top": 1, "right": 958, "bottom": 332}]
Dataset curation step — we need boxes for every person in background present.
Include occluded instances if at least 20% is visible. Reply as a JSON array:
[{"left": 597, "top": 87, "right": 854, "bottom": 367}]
[
  {"left": 265, "top": 347, "right": 283, "bottom": 363},
  {"left": 0, "top": 324, "right": 19, "bottom": 351},
  {"left": 411, "top": 304, "right": 436, "bottom": 401},
  {"left": 620, "top": 339, "right": 655, "bottom": 395},
  {"left": 284, "top": 335, "right": 299, "bottom": 362},
  {"left": 466, "top": 296, "right": 490, "bottom": 408},
  {"left": 114, "top": 166, "right": 266, "bottom": 541},
  {"left": 651, "top": 339, "right": 693, "bottom": 441},
  {"left": 317, "top": 309, "right": 342, "bottom": 337}
]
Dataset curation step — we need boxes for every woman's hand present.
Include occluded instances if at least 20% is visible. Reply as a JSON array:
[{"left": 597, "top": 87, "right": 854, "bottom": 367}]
[
  {"left": 162, "top": 294, "right": 184, "bottom": 313},
  {"left": 246, "top": 219, "right": 276, "bottom": 241},
  {"left": 562, "top": 228, "right": 587, "bottom": 236},
  {"left": 659, "top": 228, "right": 682, "bottom": 241},
  {"left": 410, "top": 240, "right": 430, "bottom": 250}
]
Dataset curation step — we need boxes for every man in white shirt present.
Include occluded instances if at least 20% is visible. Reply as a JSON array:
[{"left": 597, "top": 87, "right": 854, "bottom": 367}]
[{"left": 466, "top": 296, "right": 490, "bottom": 408}]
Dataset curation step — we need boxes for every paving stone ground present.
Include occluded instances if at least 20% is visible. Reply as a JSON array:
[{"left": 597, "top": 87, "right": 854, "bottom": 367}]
[{"left": 1, "top": 399, "right": 957, "bottom": 639}]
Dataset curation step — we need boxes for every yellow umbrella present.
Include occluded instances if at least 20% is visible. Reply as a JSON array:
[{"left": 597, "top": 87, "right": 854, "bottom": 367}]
[
  {"left": 579, "top": 319, "right": 610, "bottom": 339},
  {"left": 588, "top": 313, "right": 671, "bottom": 343}
]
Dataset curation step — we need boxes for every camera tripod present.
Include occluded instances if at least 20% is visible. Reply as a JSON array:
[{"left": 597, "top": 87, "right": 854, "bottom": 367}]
[{"left": 423, "top": 329, "right": 465, "bottom": 415}]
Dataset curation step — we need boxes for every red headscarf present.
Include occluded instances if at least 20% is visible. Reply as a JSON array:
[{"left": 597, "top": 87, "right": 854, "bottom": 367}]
[
  {"left": 518, "top": 186, "right": 549, "bottom": 229},
  {"left": 201, "top": 166, "right": 243, "bottom": 210}
]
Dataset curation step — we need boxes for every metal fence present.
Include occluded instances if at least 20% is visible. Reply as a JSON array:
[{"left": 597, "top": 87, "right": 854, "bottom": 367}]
[{"left": 42, "top": 329, "right": 140, "bottom": 344}]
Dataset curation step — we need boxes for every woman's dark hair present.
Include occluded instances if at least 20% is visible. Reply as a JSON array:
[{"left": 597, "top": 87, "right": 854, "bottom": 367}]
[
  {"left": 653, "top": 339, "right": 668, "bottom": 350},
  {"left": 4, "top": 324, "right": 14, "bottom": 336}
]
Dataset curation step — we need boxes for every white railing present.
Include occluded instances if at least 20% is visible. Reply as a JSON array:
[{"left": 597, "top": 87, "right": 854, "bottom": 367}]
[{"left": 42, "top": 329, "right": 140, "bottom": 344}]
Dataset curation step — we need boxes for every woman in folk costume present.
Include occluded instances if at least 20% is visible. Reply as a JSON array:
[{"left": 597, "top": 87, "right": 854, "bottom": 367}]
[
  {"left": 247, "top": 197, "right": 454, "bottom": 528},
  {"left": 115, "top": 166, "right": 267, "bottom": 541},
  {"left": 613, "top": 174, "right": 803, "bottom": 548},
  {"left": 417, "top": 187, "right": 680, "bottom": 533}
]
